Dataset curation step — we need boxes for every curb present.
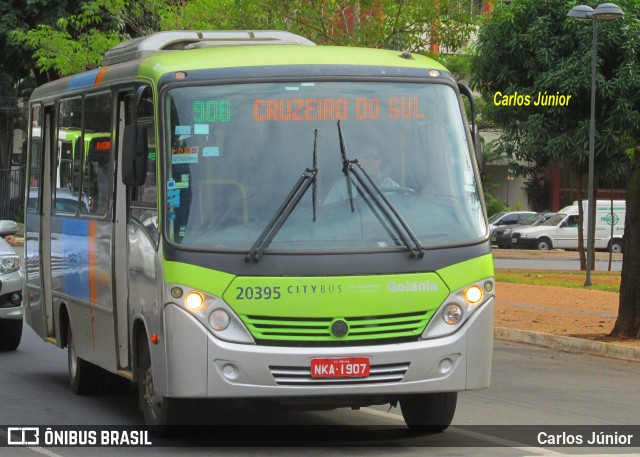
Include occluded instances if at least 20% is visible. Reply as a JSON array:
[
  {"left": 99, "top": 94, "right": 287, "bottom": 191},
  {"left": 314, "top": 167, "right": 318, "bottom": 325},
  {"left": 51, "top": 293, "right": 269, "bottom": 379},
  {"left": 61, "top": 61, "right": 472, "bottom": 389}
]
[{"left": 495, "top": 327, "right": 640, "bottom": 362}]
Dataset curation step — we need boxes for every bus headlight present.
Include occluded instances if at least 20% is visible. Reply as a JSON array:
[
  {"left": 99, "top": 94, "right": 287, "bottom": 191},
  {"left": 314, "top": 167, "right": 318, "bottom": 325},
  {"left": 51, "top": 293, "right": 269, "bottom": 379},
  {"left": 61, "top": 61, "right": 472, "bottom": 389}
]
[
  {"left": 184, "top": 291, "right": 205, "bottom": 311},
  {"left": 166, "top": 284, "right": 254, "bottom": 344},
  {"left": 464, "top": 285, "right": 483, "bottom": 304},
  {"left": 442, "top": 304, "right": 463, "bottom": 325},
  {"left": 422, "top": 278, "right": 494, "bottom": 339},
  {"left": 209, "top": 309, "right": 230, "bottom": 331}
]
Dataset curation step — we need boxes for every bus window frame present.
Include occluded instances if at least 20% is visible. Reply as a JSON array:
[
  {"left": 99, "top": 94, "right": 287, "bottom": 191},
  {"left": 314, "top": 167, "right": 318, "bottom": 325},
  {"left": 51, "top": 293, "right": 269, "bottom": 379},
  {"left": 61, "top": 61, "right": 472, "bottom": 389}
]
[
  {"left": 52, "top": 91, "right": 115, "bottom": 219},
  {"left": 27, "top": 103, "right": 44, "bottom": 214},
  {"left": 126, "top": 85, "right": 159, "bottom": 246}
]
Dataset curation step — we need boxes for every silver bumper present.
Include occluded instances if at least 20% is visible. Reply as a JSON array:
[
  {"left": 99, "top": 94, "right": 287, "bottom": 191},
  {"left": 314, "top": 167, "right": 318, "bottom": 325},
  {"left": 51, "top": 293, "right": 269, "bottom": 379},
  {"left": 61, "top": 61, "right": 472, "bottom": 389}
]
[{"left": 161, "top": 298, "right": 494, "bottom": 398}]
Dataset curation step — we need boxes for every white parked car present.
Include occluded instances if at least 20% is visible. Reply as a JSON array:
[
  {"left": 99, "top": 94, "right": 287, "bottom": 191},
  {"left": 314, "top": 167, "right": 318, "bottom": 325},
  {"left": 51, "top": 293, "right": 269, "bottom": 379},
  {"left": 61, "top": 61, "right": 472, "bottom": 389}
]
[
  {"left": 0, "top": 220, "right": 23, "bottom": 350},
  {"left": 511, "top": 201, "right": 625, "bottom": 252}
]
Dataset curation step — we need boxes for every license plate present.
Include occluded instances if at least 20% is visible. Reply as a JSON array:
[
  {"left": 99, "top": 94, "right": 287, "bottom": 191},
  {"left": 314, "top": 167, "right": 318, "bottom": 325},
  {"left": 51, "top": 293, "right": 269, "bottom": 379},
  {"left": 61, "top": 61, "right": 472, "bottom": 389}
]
[
  {"left": 310, "top": 357, "right": 370, "bottom": 378},
  {"left": 490, "top": 236, "right": 496, "bottom": 242},
  {"left": 512, "top": 237, "right": 518, "bottom": 244}
]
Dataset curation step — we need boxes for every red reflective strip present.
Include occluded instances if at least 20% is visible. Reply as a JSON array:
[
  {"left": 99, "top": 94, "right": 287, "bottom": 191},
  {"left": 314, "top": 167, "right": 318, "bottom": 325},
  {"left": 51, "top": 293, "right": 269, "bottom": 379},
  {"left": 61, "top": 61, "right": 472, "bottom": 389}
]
[
  {"left": 88, "top": 220, "right": 97, "bottom": 350},
  {"left": 88, "top": 221, "right": 98, "bottom": 304}
]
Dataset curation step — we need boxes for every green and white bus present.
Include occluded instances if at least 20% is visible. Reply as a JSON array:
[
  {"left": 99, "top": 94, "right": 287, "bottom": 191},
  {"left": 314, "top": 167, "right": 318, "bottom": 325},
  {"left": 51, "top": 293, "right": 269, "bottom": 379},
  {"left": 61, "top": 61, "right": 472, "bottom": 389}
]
[{"left": 24, "top": 31, "right": 494, "bottom": 434}]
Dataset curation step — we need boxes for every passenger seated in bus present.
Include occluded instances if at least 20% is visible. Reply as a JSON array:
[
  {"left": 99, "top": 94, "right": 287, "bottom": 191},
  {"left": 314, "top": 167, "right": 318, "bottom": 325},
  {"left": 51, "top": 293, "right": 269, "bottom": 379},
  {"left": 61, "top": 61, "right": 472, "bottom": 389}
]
[{"left": 324, "top": 143, "right": 400, "bottom": 204}]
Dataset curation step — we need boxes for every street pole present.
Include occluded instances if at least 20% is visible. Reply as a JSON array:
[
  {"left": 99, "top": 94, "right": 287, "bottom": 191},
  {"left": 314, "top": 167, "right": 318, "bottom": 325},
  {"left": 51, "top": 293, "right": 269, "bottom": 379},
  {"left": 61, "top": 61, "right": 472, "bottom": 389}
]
[
  {"left": 585, "top": 17, "right": 597, "bottom": 287},
  {"left": 567, "top": 3, "right": 624, "bottom": 287}
]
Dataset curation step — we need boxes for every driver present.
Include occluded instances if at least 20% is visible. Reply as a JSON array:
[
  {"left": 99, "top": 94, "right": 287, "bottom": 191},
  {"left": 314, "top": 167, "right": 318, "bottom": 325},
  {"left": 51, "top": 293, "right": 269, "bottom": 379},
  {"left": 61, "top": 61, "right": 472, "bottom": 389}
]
[{"left": 324, "top": 143, "right": 400, "bottom": 204}]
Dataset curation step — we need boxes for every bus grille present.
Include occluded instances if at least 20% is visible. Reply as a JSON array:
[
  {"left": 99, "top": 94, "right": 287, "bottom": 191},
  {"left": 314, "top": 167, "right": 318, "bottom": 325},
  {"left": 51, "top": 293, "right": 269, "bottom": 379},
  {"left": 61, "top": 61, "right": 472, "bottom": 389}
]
[
  {"left": 269, "top": 362, "right": 410, "bottom": 386},
  {"left": 241, "top": 311, "right": 432, "bottom": 345}
]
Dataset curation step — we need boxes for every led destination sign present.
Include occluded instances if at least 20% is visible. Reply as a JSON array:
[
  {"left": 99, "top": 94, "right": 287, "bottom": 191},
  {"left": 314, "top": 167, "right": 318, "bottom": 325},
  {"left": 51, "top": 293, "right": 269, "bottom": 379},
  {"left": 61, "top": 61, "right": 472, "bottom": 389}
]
[{"left": 253, "top": 96, "right": 425, "bottom": 122}]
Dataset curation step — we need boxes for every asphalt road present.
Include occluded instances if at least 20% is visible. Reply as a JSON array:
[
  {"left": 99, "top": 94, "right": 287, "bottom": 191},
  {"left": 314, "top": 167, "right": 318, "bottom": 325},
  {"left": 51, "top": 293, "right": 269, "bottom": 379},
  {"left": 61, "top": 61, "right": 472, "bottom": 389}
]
[{"left": 1, "top": 325, "right": 639, "bottom": 456}]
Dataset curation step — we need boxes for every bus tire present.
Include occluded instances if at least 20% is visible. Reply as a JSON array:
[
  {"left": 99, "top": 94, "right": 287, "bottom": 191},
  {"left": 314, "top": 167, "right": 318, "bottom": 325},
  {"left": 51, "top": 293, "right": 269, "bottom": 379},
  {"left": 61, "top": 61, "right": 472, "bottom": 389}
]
[
  {"left": 535, "top": 238, "right": 552, "bottom": 251},
  {"left": 609, "top": 239, "right": 623, "bottom": 254},
  {"left": 0, "top": 318, "right": 22, "bottom": 351},
  {"left": 400, "top": 392, "right": 457, "bottom": 433},
  {"left": 68, "top": 325, "right": 103, "bottom": 395},
  {"left": 137, "top": 336, "right": 184, "bottom": 436}
]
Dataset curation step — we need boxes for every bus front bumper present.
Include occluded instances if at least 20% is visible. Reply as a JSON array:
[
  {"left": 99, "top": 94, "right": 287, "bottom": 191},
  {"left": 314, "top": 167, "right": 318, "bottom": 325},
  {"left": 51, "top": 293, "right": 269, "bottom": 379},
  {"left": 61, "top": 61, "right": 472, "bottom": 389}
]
[{"left": 162, "top": 298, "right": 494, "bottom": 399}]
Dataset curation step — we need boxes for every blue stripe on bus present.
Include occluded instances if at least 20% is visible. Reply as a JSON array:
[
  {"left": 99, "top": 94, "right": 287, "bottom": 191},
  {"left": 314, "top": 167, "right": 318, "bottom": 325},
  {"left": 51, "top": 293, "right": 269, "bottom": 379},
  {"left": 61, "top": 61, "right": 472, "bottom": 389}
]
[
  {"left": 60, "top": 218, "right": 90, "bottom": 301},
  {"left": 66, "top": 69, "right": 100, "bottom": 90}
]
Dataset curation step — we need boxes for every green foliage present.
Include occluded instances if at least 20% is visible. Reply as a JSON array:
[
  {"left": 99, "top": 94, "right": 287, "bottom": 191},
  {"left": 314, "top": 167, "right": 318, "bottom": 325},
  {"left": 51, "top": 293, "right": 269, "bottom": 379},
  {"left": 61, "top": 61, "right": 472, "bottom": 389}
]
[
  {"left": 11, "top": 1, "right": 123, "bottom": 76},
  {"left": 0, "top": 0, "right": 84, "bottom": 88},
  {"left": 442, "top": 53, "right": 473, "bottom": 79},
  {"left": 11, "top": 0, "right": 480, "bottom": 82},
  {"left": 496, "top": 269, "right": 620, "bottom": 293},
  {"left": 484, "top": 192, "right": 508, "bottom": 217},
  {"left": 159, "top": 0, "right": 478, "bottom": 52}
]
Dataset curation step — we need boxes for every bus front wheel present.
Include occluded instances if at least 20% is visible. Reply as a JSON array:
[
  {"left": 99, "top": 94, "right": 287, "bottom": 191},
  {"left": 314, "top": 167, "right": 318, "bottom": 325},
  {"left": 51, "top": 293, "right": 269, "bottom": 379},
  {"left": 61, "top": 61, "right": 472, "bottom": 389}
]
[
  {"left": 137, "top": 335, "right": 184, "bottom": 436},
  {"left": 399, "top": 392, "right": 457, "bottom": 433},
  {"left": 68, "top": 325, "right": 103, "bottom": 394}
]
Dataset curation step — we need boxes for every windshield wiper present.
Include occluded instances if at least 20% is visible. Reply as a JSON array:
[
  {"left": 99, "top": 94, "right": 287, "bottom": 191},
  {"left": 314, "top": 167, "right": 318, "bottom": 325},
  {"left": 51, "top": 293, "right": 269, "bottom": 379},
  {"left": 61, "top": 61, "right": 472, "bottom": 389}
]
[
  {"left": 337, "top": 120, "right": 424, "bottom": 259},
  {"left": 246, "top": 129, "right": 319, "bottom": 263}
]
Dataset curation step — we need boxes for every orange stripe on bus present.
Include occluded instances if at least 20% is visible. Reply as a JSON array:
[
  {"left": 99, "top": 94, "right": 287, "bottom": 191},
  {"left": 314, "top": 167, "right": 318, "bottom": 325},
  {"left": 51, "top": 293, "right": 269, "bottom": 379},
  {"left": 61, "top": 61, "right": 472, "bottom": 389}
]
[{"left": 95, "top": 66, "right": 109, "bottom": 86}]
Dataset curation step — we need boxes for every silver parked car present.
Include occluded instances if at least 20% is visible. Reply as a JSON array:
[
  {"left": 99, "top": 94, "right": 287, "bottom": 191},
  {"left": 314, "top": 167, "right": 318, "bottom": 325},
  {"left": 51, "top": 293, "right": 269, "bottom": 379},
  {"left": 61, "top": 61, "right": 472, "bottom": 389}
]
[
  {"left": 488, "top": 210, "right": 536, "bottom": 238},
  {"left": 0, "top": 220, "right": 23, "bottom": 350},
  {"left": 492, "top": 212, "right": 557, "bottom": 248}
]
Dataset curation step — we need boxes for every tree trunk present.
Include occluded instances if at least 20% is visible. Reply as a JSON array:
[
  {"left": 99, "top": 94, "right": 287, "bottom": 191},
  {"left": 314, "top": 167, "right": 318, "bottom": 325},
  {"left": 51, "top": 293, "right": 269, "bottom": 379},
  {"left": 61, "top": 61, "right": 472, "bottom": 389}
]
[{"left": 610, "top": 152, "right": 640, "bottom": 338}]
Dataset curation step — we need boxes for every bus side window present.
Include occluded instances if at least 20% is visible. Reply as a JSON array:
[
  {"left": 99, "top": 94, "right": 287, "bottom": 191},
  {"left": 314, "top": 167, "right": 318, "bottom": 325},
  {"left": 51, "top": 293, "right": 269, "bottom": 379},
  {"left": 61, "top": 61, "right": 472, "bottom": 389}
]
[
  {"left": 81, "top": 92, "right": 112, "bottom": 216},
  {"left": 55, "top": 97, "right": 83, "bottom": 214},
  {"left": 27, "top": 104, "right": 42, "bottom": 212},
  {"left": 130, "top": 92, "right": 158, "bottom": 242}
]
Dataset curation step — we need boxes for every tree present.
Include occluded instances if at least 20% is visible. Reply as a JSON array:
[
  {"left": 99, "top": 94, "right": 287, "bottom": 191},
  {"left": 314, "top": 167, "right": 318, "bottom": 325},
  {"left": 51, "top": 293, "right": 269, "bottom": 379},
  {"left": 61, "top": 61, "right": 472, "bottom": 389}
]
[
  {"left": 0, "top": 0, "right": 87, "bottom": 217},
  {"left": 159, "top": 0, "right": 477, "bottom": 52},
  {"left": 14, "top": 0, "right": 478, "bottom": 77},
  {"left": 471, "top": 0, "right": 640, "bottom": 339},
  {"left": 1, "top": 0, "right": 86, "bottom": 86},
  {"left": 11, "top": 1, "right": 126, "bottom": 77},
  {"left": 612, "top": 148, "right": 640, "bottom": 338}
]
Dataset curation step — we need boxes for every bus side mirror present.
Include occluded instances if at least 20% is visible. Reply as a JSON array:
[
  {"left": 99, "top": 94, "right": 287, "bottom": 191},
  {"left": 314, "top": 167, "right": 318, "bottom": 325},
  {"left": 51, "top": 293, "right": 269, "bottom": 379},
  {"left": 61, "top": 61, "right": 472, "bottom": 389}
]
[{"left": 122, "top": 124, "right": 148, "bottom": 186}]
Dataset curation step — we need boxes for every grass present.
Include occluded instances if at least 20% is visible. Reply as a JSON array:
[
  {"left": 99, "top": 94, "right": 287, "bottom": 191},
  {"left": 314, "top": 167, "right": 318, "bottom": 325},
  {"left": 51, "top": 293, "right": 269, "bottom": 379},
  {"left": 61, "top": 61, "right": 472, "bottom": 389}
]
[{"left": 495, "top": 269, "right": 621, "bottom": 293}]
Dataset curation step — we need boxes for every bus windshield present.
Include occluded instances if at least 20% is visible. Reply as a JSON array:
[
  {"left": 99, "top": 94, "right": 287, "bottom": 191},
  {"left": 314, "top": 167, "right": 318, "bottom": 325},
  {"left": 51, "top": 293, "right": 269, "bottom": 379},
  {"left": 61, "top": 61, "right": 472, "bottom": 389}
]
[{"left": 163, "top": 81, "right": 485, "bottom": 252}]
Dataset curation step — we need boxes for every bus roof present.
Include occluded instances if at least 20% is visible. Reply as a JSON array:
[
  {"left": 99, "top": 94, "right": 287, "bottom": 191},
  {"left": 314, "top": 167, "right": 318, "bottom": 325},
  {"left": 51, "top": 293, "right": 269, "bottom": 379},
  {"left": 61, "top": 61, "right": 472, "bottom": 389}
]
[
  {"left": 102, "top": 30, "right": 316, "bottom": 65},
  {"left": 30, "top": 31, "right": 450, "bottom": 100}
]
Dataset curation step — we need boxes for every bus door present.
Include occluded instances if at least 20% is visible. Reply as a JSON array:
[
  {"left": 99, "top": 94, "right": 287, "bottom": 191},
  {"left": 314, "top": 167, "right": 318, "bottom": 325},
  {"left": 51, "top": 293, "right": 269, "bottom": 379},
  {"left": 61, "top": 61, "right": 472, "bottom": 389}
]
[
  {"left": 114, "top": 86, "right": 157, "bottom": 369},
  {"left": 24, "top": 103, "right": 54, "bottom": 339}
]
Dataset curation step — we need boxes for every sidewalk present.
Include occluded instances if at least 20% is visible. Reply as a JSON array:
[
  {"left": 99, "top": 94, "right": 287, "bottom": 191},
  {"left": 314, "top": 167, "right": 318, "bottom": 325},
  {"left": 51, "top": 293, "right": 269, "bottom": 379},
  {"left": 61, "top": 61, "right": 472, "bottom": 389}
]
[{"left": 492, "top": 249, "right": 639, "bottom": 362}]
